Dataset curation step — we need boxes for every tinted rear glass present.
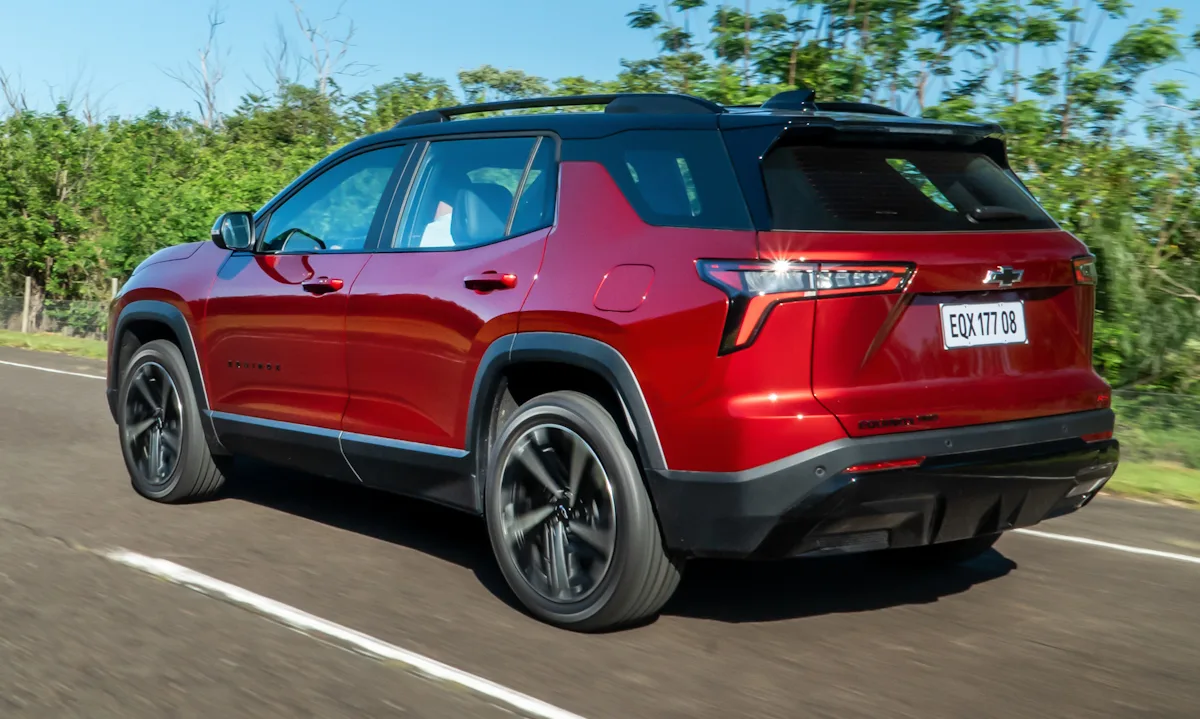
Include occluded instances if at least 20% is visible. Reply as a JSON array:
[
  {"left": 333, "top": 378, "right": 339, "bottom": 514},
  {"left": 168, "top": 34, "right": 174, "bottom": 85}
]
[
  {"left": 564, "top": 130, "right": 752, "bottom": 230},
  {"left": 762, "top": 143, "right": 1056, "bottom": 232}
]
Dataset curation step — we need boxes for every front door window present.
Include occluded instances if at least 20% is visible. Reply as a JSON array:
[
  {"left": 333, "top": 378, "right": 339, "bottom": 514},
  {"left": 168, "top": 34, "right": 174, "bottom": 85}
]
[{"left": 263, "top": 145, "right": 406, "bottom": 253}]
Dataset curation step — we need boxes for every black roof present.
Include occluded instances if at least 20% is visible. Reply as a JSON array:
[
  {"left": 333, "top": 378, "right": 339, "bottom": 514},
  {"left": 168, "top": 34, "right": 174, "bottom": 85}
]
[
  {"left": 313, "top": 90, "right": 1004, "bottom": 186},
  {"left": 260, "top": 90, "right": 1008, "bottom": 222}
]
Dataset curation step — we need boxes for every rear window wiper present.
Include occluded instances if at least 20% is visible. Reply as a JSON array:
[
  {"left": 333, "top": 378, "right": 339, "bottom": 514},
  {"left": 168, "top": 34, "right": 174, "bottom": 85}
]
[{"left": 968, "top": 205, "right": 1028, "bottom": 222}]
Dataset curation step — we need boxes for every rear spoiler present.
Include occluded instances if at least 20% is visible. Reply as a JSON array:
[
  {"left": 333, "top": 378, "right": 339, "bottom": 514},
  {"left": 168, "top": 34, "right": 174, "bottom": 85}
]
[
  {"left": 719, "top": 111, "right": 1003, "bottom": 139},
  {"left": 718, "top": 114, "right": 1013, "bottom": 231},
  {"left": 720, "top": 113, "right": 1010, "bottom": 169}
]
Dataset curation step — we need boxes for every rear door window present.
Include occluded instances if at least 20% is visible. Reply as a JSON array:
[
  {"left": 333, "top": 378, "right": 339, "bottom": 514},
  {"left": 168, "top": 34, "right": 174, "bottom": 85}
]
[
  {"left": 393, "top": 137, "right": 541, "bottom": 250},
  {"left": 761, "top": 143, "right": 1056, "bottom": 232},
  {"left": 508, "top": 138, "right": 558, "bottom": 237}
]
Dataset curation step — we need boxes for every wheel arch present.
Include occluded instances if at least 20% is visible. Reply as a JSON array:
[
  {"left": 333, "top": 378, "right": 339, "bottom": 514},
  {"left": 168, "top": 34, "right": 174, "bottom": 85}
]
[
  {"left": 109, "top": 300, "right": 225, "bottom": 453},
  {"left": 466, "top": 332, "right": 668, "bottom": 504}
]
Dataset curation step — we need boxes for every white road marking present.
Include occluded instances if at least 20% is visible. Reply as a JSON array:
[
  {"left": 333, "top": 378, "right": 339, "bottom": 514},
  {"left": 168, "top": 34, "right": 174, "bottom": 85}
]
[
  {"left": 103, "top": 549, "right": 587, "bottom": 719},
  {"left": 1014, "top": 528, "right": 1200, "bottom": 566},
  {"left": 0, "top": 359, "right": 105, "bottom": 380}
]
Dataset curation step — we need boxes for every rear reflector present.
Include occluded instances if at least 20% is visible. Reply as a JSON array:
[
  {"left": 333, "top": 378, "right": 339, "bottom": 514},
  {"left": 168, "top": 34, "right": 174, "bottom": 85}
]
[
  {"left": 698, "top": 259, "right": 914, "bottom": 353},
  {"left": 1081, "top": 431, "right": 1113, "bottom": 443},
  {"left": 843, "top": 457, "right": 925, "bottom": 474}
]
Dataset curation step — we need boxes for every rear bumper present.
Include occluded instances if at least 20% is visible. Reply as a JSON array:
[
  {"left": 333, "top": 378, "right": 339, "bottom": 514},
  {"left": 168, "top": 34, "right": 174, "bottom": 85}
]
[{"left": 646, "top": 409, "right": 1118, "bottom": 559}]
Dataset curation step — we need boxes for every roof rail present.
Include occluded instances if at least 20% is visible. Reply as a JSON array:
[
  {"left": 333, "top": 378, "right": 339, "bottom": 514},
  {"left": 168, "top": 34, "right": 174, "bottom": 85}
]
[{"left": 394, "top": 93, "right": 725, "bottom": 128}]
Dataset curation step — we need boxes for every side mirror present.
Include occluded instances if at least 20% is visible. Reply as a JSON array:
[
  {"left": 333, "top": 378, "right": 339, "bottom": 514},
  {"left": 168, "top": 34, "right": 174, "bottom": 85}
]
[{"left": 210, "top": 212, "right": 255, "bottom": 251}]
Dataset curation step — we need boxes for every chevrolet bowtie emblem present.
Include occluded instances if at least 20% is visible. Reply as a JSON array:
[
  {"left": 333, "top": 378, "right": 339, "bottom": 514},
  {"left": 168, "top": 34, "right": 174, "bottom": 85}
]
[{"left": 984, "top": 266, "right": 1024, "bottom": 288}]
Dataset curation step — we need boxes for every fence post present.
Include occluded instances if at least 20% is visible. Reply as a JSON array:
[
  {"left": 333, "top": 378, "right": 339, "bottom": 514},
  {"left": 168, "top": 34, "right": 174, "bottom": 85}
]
[
  {"left": 21, "top": 276, "right": 31, "bottom": 334},
  {"left": 110, "top": 277, "right": 118, "bottom": 300}
]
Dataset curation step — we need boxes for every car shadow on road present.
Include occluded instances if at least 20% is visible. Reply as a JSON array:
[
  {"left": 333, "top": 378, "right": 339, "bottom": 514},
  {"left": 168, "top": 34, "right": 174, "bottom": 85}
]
[
  {"left": 221, "top": 459, "right": 521, "bottom": 611},
  {"left": 223, "top": 459, "right": 1016, "bottom": 625},
  {"left": 664, "top": 551, "right": 1016, "bottom": 623}
]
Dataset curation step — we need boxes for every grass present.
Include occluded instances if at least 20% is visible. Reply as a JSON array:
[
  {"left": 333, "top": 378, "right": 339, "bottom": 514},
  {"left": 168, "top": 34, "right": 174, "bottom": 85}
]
[
  {"left": 1104, "top": 461, "right": 1200, "bottom": 506},
  {"left": 0, "top": 329, "right": 106, "bottom": 360}
]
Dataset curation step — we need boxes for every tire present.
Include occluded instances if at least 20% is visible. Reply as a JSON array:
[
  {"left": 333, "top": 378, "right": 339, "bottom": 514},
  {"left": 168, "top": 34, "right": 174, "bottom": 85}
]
[
  {"left": 885, "top": 533, "right": 1002, "bottom": 566},
  {"left": 117, "top": 339, "right": 228, "bottom": 503},
  {"left": 485, "top": 390, "right": 682, "bottom": 632}
]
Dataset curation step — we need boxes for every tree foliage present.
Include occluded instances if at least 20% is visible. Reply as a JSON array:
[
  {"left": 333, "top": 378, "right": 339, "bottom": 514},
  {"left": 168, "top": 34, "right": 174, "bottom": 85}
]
[{"left": 1, "top": 0, "right": 1198, "bottom": 391}]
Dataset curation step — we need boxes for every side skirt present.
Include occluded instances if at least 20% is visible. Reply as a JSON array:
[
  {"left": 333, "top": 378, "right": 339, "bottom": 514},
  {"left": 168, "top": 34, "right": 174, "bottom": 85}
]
[
  {"left": 340, "top": 432, "right": 476, "bottom": 513},
  {"left": 207, "top": 411, "right": 478, "bottom": 513}
]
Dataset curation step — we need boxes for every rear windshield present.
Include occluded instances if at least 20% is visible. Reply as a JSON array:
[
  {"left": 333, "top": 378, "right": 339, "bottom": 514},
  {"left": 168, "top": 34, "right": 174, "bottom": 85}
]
[{"left": 761, "top": 142, "right": 1056, "bottom": 232}]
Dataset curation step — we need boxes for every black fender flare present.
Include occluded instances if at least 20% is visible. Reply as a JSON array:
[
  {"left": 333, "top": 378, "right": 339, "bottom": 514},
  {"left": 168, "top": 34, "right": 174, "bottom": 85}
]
[
  {"left": 109, "top": 300, "right": 225, "bottom": 453},
  {"left": 466, "top": 332, "right": 668, "bottom": 475}
]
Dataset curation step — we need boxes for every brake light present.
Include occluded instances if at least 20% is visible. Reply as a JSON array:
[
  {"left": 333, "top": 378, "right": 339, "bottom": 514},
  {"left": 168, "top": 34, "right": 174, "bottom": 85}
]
[
  {"left": 698, "top": 260, "right": 913, "bottom": 353},
  {"left": 1073, "top": 256, "right": 1097, "bottom": 285},
  {"left": 1082, "top": 430, "right": 1113, "bottom": 443},
  {"left": 843, "top": 457, "right": 925, "bottom": 474}
]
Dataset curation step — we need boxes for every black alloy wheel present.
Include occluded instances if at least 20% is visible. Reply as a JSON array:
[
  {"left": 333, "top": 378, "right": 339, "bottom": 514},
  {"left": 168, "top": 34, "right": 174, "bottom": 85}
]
[
  {"left": 117, "top": 339, "right": 228, "bottom": 503},
  {"left": 485, "top": 390, "right": 681, "bottom": 632},
  {"left": 497, "top": 423, "right": 617, "bottom": 603},
  {"left": 122, "top": 361, "right": 184, "bottom": 486}
]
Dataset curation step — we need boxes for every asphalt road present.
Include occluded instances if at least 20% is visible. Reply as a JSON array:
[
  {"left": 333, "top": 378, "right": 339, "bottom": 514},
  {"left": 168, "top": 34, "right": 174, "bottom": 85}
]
[{"left": 1, "top": 344, "right": 1198, "bottom": 718}]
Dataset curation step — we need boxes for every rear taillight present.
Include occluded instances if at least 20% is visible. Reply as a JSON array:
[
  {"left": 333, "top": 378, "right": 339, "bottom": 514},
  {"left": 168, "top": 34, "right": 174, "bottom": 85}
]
[
  {"left": 698, "top": 260, "right": 913, "bottom": 353},
  {"left": 1073, "top": 255, "right": 1097, "bottom": 285}
]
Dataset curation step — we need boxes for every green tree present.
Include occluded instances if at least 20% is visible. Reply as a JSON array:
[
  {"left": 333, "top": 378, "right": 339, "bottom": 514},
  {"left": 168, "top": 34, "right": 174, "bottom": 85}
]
[
  {"left": 0, "top": 105, "right": 97, "bottom": 312},
  {"left": 457, "top": 65, "right": 550, "bottom": 104},
  {"left": 0, "top": 0, "right": 1197, "bottom": 391},
  {"left": 351, "top": 74, "right": 455, "bottom": 133}
]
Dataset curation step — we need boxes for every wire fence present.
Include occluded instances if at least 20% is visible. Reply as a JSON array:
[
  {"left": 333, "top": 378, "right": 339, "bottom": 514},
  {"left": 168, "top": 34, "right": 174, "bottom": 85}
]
[
  {"left": 0, "top": 296, "right": 23, "bottom": 332},
  {"left": 0, "top": 296, "right": 110, "bottom": 339},
  {"left": 1113, "top": 390, "right": 1200, "bottom": 469}
]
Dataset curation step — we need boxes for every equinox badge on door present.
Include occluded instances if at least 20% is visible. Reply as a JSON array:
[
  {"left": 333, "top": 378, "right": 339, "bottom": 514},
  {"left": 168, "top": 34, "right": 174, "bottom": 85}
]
[{"left": 983, "top": 266, "right": 1024, "bottom": 288}]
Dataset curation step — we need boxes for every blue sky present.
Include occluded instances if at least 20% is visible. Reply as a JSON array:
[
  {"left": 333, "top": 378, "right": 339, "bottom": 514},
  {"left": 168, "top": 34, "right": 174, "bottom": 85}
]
[{"left": 0, "top": 0, "right": 1197, "bottom": 118}]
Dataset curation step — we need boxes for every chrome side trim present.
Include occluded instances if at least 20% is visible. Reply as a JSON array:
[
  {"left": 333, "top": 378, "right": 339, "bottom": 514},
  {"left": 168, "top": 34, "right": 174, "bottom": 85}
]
[
  {"left": 340, "top": 431, "right": 469, "bottom": 458},
  {"left": 208, "top": 411, "right": 469, "bottom": 463},
  {"left": 208, "top": 411, "right": 341, "bottom": 438}
]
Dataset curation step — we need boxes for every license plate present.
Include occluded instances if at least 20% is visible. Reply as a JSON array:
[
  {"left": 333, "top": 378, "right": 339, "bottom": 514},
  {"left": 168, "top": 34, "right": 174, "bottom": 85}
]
[{"left": 940, "top": 301, "right": 1027, "bottom": 349}]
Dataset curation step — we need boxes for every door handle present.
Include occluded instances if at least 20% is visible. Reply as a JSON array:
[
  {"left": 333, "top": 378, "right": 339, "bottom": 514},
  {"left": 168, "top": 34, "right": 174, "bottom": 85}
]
[
  {"left": 464, "top": 271, "right": 518, "bottom": 292},
  {"left": 302, "top": 276, "right": 345, "bottom": 295}
]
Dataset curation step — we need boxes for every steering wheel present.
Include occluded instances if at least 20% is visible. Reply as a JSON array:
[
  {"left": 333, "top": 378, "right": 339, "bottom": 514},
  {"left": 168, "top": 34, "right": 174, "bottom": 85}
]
[{"left": 278, "top": 228, "right": 327, "bottom": 253}]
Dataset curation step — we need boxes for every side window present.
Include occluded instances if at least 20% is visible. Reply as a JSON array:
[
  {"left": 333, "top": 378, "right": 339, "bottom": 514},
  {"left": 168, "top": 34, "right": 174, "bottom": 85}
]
[
  {"left": 564, "top": 130, "right": 752, "bottom": 230},
  {"left": 393, "top": 137, "right": 537, "bottom": 250},
  {"left": 261, "top": 145, "right": 405, "bottom": 253},
  {"left": 509, "top": 138, "right": 558, "bottom": 237}
]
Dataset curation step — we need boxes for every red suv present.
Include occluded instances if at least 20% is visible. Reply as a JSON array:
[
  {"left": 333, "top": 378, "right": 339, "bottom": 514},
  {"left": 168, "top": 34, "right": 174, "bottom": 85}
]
[{"left": 107, "top": 91, "right": 1118, "bottom": 631}]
